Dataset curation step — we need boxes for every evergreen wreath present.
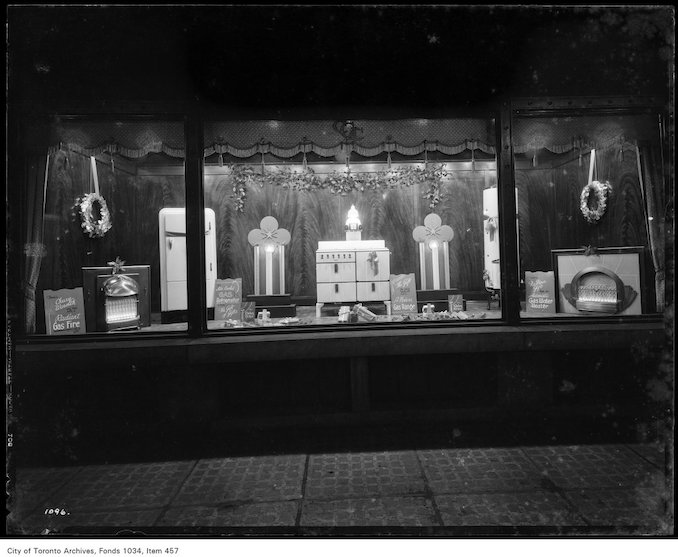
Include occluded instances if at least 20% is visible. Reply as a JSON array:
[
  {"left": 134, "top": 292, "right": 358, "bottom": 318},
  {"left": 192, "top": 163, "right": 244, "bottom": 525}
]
[
  {"left": 77, "top": 192, "right": 112, "bottom": 238},
  {"left": 580, "top": 180, "right": 612, "bottom": 224}
]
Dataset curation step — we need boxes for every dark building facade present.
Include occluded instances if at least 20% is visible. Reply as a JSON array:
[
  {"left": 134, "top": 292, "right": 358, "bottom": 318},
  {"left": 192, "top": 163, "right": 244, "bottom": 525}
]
[{"left": 6, "top": 5, "right": 674, "bottom": 467}]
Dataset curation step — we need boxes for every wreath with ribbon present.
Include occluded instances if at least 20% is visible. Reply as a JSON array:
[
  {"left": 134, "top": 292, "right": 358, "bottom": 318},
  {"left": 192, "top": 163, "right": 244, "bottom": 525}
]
[
  {"left": 75, "top": 156, "right": 112, "bottom": 238},
  {"left": 78, "top": 192, "right": 112, "bottom": 238},
  {"left": 579, "top": 148, "right": 612, "bottom": 224},
  {"left": 580, "top": 180, "right": 612, "bottom": 224}
]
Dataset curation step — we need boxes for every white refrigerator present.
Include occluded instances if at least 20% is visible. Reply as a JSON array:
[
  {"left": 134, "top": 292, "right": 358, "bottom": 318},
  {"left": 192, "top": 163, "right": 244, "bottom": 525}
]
[{"left": 158, "top": 208, "right": 217, "bottom": 312}]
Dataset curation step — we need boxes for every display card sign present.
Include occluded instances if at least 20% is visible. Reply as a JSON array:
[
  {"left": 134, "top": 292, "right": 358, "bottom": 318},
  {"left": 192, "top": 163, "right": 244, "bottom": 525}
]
[
  {"left": 241, "top": 301, "right": 256, "bottom": 323},
  {"left": 448, "top": 294, "right": 465, "bottom": 312},
  {"left": 214, "top": 278, "right": 242, "bottom": 321},
  {"left": 389, "top": 273, "right": 418, "bottom": 315},
  {"left": 43, "top": 287, "right": 86, "bottom": 335},
  {"left": 525, "top": 271, "right": 556, "bottom": 313}
]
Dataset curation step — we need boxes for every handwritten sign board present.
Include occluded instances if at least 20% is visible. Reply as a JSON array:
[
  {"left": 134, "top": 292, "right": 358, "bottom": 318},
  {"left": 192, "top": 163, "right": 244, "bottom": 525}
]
[
  {"left": 43, "top": 287, "right": 86, "bottom": 335},
  {"left": 389, "top": 273, "right": 418, "bottom": 315},
  {"left": 525, "top": 271, "right": 556, "bottom": 313},
  {"left": 448, "top": 294, "right": 465, "bottom": 312},
  {"left": 214, "top": 278, "right": 242, "bottom": 321}
]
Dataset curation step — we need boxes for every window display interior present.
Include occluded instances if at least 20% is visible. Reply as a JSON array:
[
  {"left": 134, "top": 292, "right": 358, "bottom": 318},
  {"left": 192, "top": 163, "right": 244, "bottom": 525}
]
[
  {"left": 23, "top": 120, "right": 188, "bottom": 334},
  {"left": 22, "top": 112, "right": 664, "bottom": 336},
  {"left": 202, "top": 118, "right": 499, "bottom": 329},
  {"left": 513, "top": 114, "right": 666, "bottom": 317},
  {"left": 22, "top": 117, "right": 503, "bottom": 335}
]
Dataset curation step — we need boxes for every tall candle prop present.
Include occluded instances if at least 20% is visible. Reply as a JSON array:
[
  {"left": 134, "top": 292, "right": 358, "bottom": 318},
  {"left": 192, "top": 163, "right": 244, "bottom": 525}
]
[
  {"left": 265, "top": 243, "right": 275, "bottom": 295},
  {"left": 429, "top": 240, "right": 440, "bottom": 290}
]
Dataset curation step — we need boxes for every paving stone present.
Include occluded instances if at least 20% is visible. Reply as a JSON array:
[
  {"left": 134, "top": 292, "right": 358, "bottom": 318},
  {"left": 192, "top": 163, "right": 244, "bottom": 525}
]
[
  {"left": 12, "top": 508, "right": 163, "bottom": 535},
  {"left": 8, "top": 466, "right": 83, "bottom": 523},
  {"left": 626, "top": 443, "right": 669, "bottom": 470},
  {"left": 523, "top": 445, "right": 664, "bottom": 489},
  {"left": 435, "top": 491, "right": 586, "bottom": 527},
  {"left": 564, "top": 487, "right": 674, "bottom": 534},
  {"left": 40, "top": 461, "right": 195, "bottom": 511},
  {"left": 159, "top": 501, "right": 299, "bottom": 527},
  {"left": 301, "top": 496, "right": 437, "bottom": 527},
  {"left": 305, "top": 451, "right": 424, "bottom": 500},
  {"left": 173, "top": 455, "right": 305, "bottom": 505},
  {"left": 418, "top": 448, "right": 542, "bottom": 494}
]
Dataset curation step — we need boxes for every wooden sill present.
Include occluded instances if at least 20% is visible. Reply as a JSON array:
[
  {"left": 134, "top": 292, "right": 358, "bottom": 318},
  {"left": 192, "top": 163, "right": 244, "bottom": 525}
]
[{"left": 13, "top": 320, "right": 667, "bottom": 373}]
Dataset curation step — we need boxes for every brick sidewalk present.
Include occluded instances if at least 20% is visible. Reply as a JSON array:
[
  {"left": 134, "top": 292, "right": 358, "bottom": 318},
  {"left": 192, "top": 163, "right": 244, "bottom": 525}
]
[{"left": 7, "top": 442, "right": 673, "bottom": 535}]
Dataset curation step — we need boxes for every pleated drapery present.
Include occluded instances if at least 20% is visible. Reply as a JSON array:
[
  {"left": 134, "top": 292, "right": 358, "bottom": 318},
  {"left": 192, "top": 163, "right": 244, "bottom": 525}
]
[{"left": 23, "top": 154, "right": 50, "bottom": 333}]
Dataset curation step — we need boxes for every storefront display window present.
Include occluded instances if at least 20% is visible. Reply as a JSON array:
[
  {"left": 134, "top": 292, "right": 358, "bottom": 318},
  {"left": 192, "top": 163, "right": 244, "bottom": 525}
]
[
  {"left": 21, "top": 120, "right": 189, "bottom": 335},
  {"left": 18, "top": 108, "right": 667, "bottom": 338},
  {"left": 513, "top": 112, "right": 667, "bottom": 318},
  {"left": 202, "top": 118, "right": 500, "bottom": 330}
]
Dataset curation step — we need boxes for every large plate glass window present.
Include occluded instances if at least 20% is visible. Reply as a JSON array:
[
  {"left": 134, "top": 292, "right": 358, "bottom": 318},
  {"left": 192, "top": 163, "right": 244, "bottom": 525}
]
[
  {"left": 203, "top": 117, "right": 500, "bottom": 330},
  {"left": 21, "top": 119, "right": 188, "bottom": 335},
  {"left": 513, "top": 111, "right": 667, "bottom": 318}
]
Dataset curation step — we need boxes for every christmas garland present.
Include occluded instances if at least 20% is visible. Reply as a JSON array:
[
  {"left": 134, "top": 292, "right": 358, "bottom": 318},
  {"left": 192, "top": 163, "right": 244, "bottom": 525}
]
[
  {"left": 228, "top": 164, "right": 447, "bottom": 212},
  {"left": 77, "top": 192, "right": 112, "bottom": 238},
  {"left": 580, "top": 180, "right": 612, "bottom": 224}
]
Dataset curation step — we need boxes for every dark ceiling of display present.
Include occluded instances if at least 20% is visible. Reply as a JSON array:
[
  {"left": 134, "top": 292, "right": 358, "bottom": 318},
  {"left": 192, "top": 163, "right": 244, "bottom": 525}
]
[{"left": 7, "top": 5, "right": 673, "bottom": 112}]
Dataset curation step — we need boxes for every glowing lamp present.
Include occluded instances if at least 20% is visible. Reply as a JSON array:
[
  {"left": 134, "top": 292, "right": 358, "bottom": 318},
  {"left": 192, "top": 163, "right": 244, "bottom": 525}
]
[{"left": 345, "top": 205, "right": 362, "bottom": 241}]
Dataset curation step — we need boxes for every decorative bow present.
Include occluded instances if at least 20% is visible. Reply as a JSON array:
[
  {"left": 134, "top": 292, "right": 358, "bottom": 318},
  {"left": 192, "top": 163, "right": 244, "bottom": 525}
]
[
  {"left": 247, "top": 216, "right": 291, "bottom": 249},
  {"left": 412, "top": 213, "right": 454, "bottom": 246}
]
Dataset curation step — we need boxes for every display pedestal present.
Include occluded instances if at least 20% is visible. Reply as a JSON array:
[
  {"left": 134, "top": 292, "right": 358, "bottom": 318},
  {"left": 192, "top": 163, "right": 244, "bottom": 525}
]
[
  {"left": 416, "top": 289, "right": 463, "bottom": 312},
  {"left": 246, "top": 294, "right": 297, "bottom": 318}
]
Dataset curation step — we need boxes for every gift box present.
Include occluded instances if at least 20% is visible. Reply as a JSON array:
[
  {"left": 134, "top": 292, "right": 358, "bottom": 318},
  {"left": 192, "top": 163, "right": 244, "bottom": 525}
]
[{"left": 353, "top": 303, "right": 377, "bottom": 321}]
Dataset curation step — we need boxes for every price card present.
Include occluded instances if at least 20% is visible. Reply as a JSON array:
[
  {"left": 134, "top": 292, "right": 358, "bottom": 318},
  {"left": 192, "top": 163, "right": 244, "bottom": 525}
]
[
  {"left": 241, "top": 301, "right": 256, "bottom": 322},
  {"left": 448, "top": 294, "right": 465, "bottom": 312},
  {"left": 43, "top": 287, "right": 86, "bottom": 335}
]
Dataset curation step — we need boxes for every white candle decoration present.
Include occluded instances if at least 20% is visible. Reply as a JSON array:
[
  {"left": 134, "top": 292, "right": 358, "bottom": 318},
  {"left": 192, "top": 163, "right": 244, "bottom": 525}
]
[
  {"left": 430, "top": 240, "right": 440, "bottom": 290},
  {"left": 265, "top": 243, "right": 274, "bottom": 295}
]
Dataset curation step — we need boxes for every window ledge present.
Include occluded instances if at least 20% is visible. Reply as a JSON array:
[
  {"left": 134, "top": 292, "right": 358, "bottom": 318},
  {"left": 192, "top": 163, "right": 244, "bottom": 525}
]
[{"left": 13, "top": 320, "right": 667, "bottom": 372}]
